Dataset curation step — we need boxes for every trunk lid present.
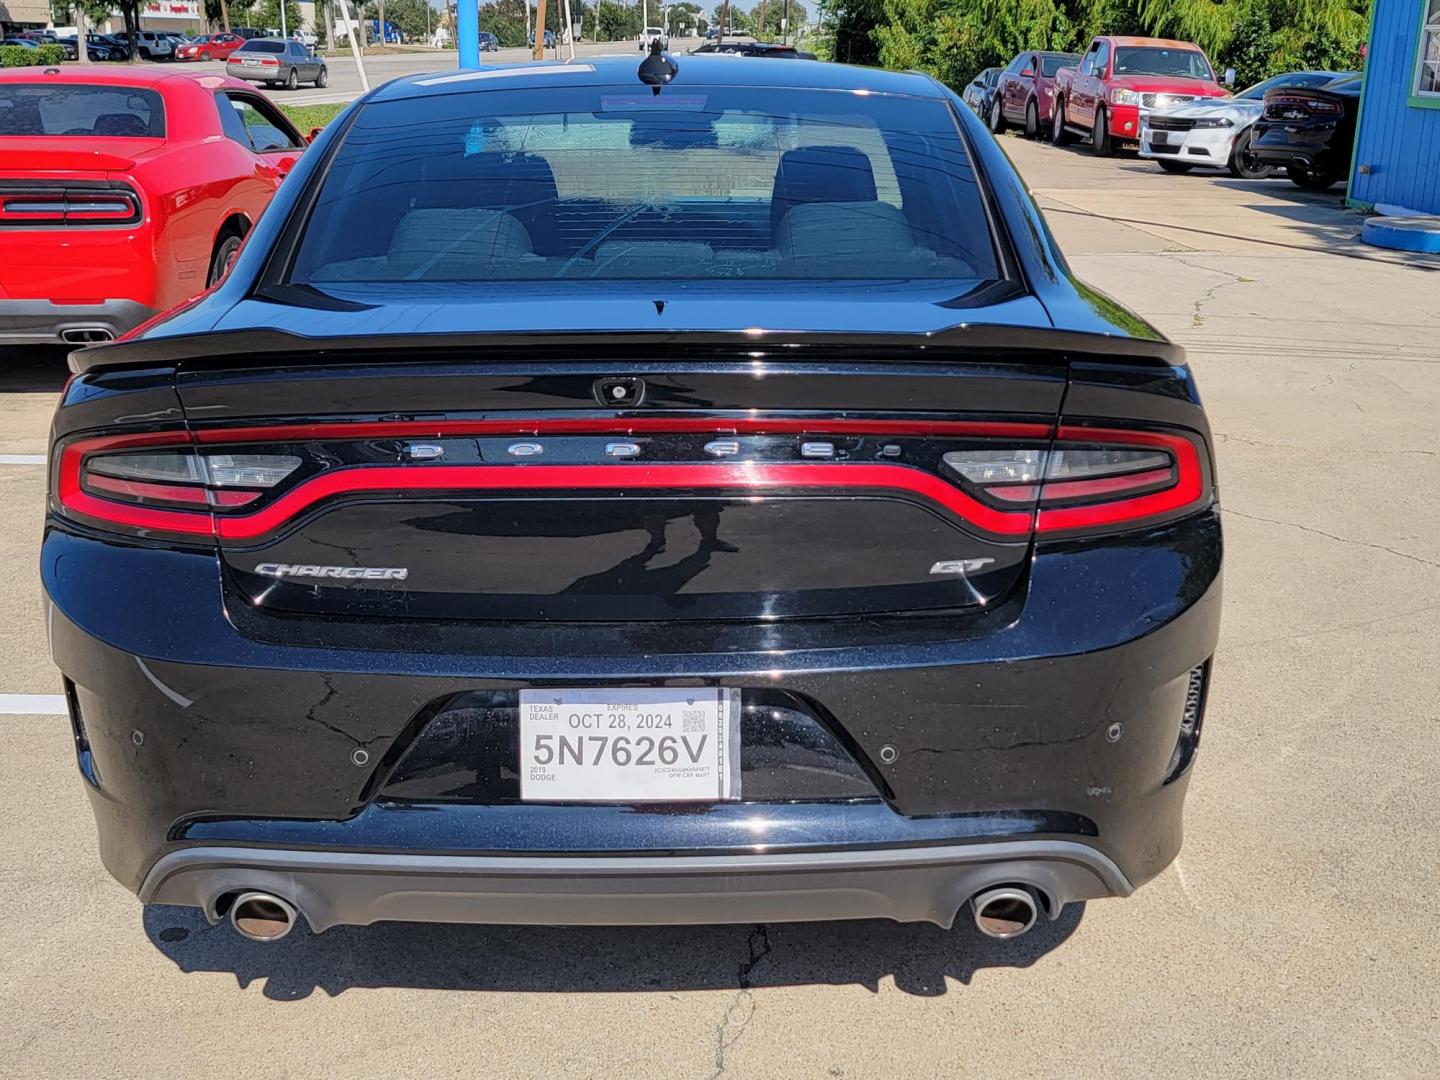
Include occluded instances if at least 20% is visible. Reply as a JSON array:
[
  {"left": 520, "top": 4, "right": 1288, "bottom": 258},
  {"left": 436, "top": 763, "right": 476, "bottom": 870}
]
[{"left": 161, "top": 307, "right": 1069, "bottom": 622}]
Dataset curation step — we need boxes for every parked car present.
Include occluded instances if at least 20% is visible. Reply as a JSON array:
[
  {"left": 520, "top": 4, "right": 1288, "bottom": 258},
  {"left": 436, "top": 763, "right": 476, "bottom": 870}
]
[
  {"left": 44, "top": 56, "right": 1220, "bottom": 944},
  {"left": 1141, "top": 70, "right": 1351, "bottom": 178},
  {"left": 991, "top": 51, "right": 1079, "bottom": 139},
  {"left": 1250, "top": 73, "right": 1363, "bottom": 190},
  {"left": 90, "top": 34, "right": 134, "bottom": 60},
  {"left": 1053, "top": 36, "right": 1230, "bottom": 154},
  {"left": 0, "top": 66, "right": 306, "bottom": 345},
  {"left": 691, "top": 41, "right": 815, "bottom": 58},
  {"left": 57, "top": 36, "right": 117, "bottom": 61},
  {"left": 478, "top": 31, "right": 500, "bottom": 52},
  {"left": 639, "top": 26, "right": 669, "bottom": 51},
  {"left": 130, "top": 30, "right": 175, "bottom": 60},
  {"left": 961, "top": 67, "right": 1001, "bottom": 120},
  {"left": 292, "top": 29, "right": 318, "bottom": 48},
  {"left": 175, "top": 33, "right": 246, "bottom": 61},
  {"left": 3, "top": 35, "right": 75, "bottom": 59},
  {"left": 227, "top": 37, "right": 328, "bottom": 90},
  {"left": 231, "top": 27, "right": 266, "bottom": 40},
  {"left": 529, "top": 29, "right": 556, "bottom": 48}
]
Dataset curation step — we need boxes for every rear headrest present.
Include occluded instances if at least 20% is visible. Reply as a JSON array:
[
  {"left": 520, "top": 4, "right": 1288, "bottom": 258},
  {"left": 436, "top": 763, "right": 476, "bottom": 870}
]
[
  {"left": 776, "top": 201, "right": 914, "bottom": 263},
  {"left": 93, "top": 113, "right": 148, "bottom": 137},
  {"left": 770, "top": 145, "right": 878, "bottom": 235},
  {"left": 419, "top": 151, "right": 559, "bottom": 212},
  {"left": 388, "top": 208, "right": 535, "bottom": 277}
]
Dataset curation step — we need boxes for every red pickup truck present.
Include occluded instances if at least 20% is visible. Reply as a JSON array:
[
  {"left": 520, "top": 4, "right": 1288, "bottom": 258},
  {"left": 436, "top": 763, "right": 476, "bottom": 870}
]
[{"left": 1052, "top": 36, "right": 1231, "bottom": 154}]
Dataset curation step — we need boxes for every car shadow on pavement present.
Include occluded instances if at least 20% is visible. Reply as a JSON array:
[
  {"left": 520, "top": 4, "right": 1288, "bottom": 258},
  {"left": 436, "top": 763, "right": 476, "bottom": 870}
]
[{"left": 142, "top": 902, "right": 1084, "bottom": 1000}]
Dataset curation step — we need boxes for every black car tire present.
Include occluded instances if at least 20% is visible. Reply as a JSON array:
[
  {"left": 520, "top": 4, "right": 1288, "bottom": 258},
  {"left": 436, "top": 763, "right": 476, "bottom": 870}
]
[
  {"left": 1052, "top": 99, "right": 1073, "bottom": 146},
  {"left": 315, "top": 66, "right": 328, "bottom": 88},
  {"left": 285, "top": 68, "right": 299, "bottom": 91},
  {"left": 207, "top": 232, "right": 243, "bottom": 288},
  {"left": 1157, "top": 160, "right": 1193, "bottom": 174},
  {"left": 1227, "top": 128, "right": 1273, "bottom": 180},
  {"left": 1025, "top": 100, "right": 1040, "bottom": 140},
  {"left": 1091, "top": 107, "right": 1112, "bottom": 156},
  {"left": 1287, "top": 165, "right": 1338, "bottom": 191},
  {"left": 199, "top": 50, "right": 211, "bottom": 60},
  {"left": 989, "top": 98, "right": 1007, "bottom": 135}
]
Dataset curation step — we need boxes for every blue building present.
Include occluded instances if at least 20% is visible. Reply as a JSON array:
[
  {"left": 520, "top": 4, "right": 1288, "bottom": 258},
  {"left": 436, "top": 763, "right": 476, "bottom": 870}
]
[{"left": 1348, "top": 0, "right": 1440, "bottom": 213}]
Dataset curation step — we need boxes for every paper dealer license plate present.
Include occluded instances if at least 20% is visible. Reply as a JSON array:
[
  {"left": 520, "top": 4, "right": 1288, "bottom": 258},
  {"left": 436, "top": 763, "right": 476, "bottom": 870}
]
[{"left": 519, "top": 689, "right": 740, "bottom": 802}]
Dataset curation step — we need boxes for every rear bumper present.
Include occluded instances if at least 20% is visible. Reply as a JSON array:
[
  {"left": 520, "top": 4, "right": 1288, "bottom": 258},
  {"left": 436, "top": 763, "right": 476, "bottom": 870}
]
[
  {"left": 46, "top": 511, "right": 1221, "bottom": 927},
  {"left": 142, "top": 841, "right": 1133, "bottom": 931},
  {"left": 0, "top": 298, "right": 154, "bottom": 345}
]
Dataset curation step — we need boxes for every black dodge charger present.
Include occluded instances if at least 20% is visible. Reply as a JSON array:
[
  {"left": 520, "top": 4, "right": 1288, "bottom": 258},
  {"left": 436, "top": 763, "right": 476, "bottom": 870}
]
[{"left": 44, "top": 53, "right": 1221, "bottom": 943}]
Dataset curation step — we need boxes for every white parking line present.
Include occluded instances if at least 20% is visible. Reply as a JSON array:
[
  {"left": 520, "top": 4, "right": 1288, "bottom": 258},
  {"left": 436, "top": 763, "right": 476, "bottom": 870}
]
[
  {"left": 0, "top": 455, "right": 46, "bottom": 465},
  {"left": 0, "top": 694, "right": 66, "bottom": 715}
]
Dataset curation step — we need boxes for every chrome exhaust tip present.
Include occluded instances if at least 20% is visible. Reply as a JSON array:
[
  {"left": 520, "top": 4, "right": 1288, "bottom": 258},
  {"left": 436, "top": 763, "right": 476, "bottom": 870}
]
[
  {"left": 60, "top": 327, "right": 115, "bottom": 344},
  {"left": 227, "top": 891, "right": 298, "bottom": 942},
  {"left": 971, "top": 886, "right": 1039, "bottom": 940}
]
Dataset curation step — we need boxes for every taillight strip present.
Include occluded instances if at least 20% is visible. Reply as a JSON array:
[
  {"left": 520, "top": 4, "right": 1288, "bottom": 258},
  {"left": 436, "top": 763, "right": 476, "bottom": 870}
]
[
  {"left": 192, "top": 417, "right": 1054, "bottom": 443},
  {"left": 1038, "top": 426, "right": 1204, "bottom": 531},
  {"left": 215, "top": 463, "right": 1037, "bottom": 540},
  {"left": 57, "top": 422, "right": 1210, "bottom": 541}
]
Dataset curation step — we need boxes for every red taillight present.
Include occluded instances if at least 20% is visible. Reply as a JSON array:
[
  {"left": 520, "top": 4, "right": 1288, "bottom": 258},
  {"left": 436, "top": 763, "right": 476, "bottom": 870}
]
[
  {"left": 1266, "top": 94, "right": 1342, "bottom": 119},
  {"left": 57, "top": 432, "right": 299, "bottom": 537},
  {"left": 0, "top": 185, "right": 141, "bottom": 227},
  {"left": 943, "top": 426, "right": 1206, "bottom": 534}
]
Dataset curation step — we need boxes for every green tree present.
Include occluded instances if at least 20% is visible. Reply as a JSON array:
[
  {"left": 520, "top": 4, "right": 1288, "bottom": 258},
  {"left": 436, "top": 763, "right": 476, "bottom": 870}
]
[
  {"left": 596, "top": 0, "right": 641, "bottom": 40},
  {"left": 254, "top": 0, "right": 303, "bottom": 31},
  {"left": 667, "top": 1, "right": 703, "bottom": 36},
  {"left": 749, "top": 0, "right": 807, "bottom": 40}
]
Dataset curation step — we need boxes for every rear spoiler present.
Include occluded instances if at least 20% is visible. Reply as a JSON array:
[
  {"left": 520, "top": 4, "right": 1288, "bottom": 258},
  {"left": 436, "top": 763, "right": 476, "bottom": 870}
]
[{"left": 71, "top": 325, "right": 1185, "bottom": 375}]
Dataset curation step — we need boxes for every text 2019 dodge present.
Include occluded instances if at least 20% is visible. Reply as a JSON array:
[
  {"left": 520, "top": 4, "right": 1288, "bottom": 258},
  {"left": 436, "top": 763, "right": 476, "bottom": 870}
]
[{"left": 44, "top": 54, "right": 1221, "bottom": 943}]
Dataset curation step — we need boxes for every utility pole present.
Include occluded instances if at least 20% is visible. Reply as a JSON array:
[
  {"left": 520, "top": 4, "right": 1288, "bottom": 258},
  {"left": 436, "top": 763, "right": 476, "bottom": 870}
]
[
  {"left": 458, "top": 0, "right": 477, "bottom": 64},
  {"left": 562, "top": 0, "right": 575, "bottom": 57},
  {"left": 532, "top": 0, "right": 547, "bottom": 58},
  {"left": 757, "top": 0, "right": 767, "bottom": 40},
  {"left": 782, "top": 0, "right": 790, "bottom": 44},
  {"left": 377, "top": 0, "right": 386, "bottom": 46},
  {"left": 718, "top": 0, "right": 726, "bottom": 42},
  {"left": 220, "top": 0, "right": 230, "bottom": 32},
  {"left": 280, "top": 0, "right": 288, "bottom": 38}
]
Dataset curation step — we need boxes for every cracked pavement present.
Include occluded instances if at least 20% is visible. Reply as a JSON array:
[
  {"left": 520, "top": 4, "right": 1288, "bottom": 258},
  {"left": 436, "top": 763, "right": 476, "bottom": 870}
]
[{"left": 0, "top": 137, "right": 1437, "bottom": 1079}]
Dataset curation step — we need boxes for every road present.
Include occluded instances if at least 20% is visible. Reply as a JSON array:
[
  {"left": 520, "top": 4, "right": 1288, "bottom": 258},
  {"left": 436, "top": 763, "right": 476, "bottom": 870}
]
[{"left": 2, "top": 135, "right": 1438, "bottom": 1078}]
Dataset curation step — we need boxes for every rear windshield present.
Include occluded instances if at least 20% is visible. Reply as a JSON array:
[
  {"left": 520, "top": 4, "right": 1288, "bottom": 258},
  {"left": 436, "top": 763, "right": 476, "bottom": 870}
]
[
  {"left": 1113, "top": 47, "right": 1214, "bottom": 81},
  {"left": 1039, "top": 55, "right": 1072, "bottom": 76},
  {"left": 238, "top": 39, "right": 286, "bottom": 53},
  {"left": 291, "top": 85, "right": 999, "bottom": 286},
  {"left": 0, "top": 84, "right": 165, "bottom": 138}
]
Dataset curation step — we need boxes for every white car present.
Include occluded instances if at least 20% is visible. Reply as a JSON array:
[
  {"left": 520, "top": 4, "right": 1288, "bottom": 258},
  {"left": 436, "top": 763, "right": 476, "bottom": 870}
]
[
  {"left": 292, "top": 29, "right": 318, "bottom": 48},
  {"left": 1140, "top": 70, "right": 1350, "bottom": 179},
  {"left": 639, "top": 26, "right": 669, "bottom": 51}
]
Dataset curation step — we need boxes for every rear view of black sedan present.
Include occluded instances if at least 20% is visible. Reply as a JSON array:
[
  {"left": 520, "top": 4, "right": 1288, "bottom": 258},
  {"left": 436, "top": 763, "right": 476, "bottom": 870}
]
[
  {"left": 1251, "top": 73, "right": 1362, "bottom": 190},
  {"left": 44, "top": 55, "right": 1220, "bottom": 944}
]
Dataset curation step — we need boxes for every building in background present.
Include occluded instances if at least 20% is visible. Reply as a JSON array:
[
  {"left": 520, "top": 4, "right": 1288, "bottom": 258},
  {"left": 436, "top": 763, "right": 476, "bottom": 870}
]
[
  {"left": 1, "top": 0, "right": 51, "bottom": 33},
  {"left": 1348, "top": 0, "right": 1440, "bottom": 214}
]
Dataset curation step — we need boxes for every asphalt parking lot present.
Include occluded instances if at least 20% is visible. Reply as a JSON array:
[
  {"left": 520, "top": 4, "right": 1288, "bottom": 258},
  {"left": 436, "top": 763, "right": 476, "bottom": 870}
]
[{"left": 3, "top": 135, "right": 1438, "bottom": 1078}]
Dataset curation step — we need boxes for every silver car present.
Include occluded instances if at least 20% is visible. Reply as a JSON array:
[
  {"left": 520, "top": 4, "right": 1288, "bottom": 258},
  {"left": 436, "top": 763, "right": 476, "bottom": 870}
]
[
  {"left": 226, "top": 37, "right": 328, "bottom": 91},
  {"left": 1140, "top": 70, "right": 1349, "bottom": 179}
]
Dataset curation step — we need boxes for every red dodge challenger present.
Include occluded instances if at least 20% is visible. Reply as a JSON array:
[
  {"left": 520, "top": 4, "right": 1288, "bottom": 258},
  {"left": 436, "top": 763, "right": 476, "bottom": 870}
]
[{"left": 0, "top": 66, "right": 307, "bottom": 346}]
